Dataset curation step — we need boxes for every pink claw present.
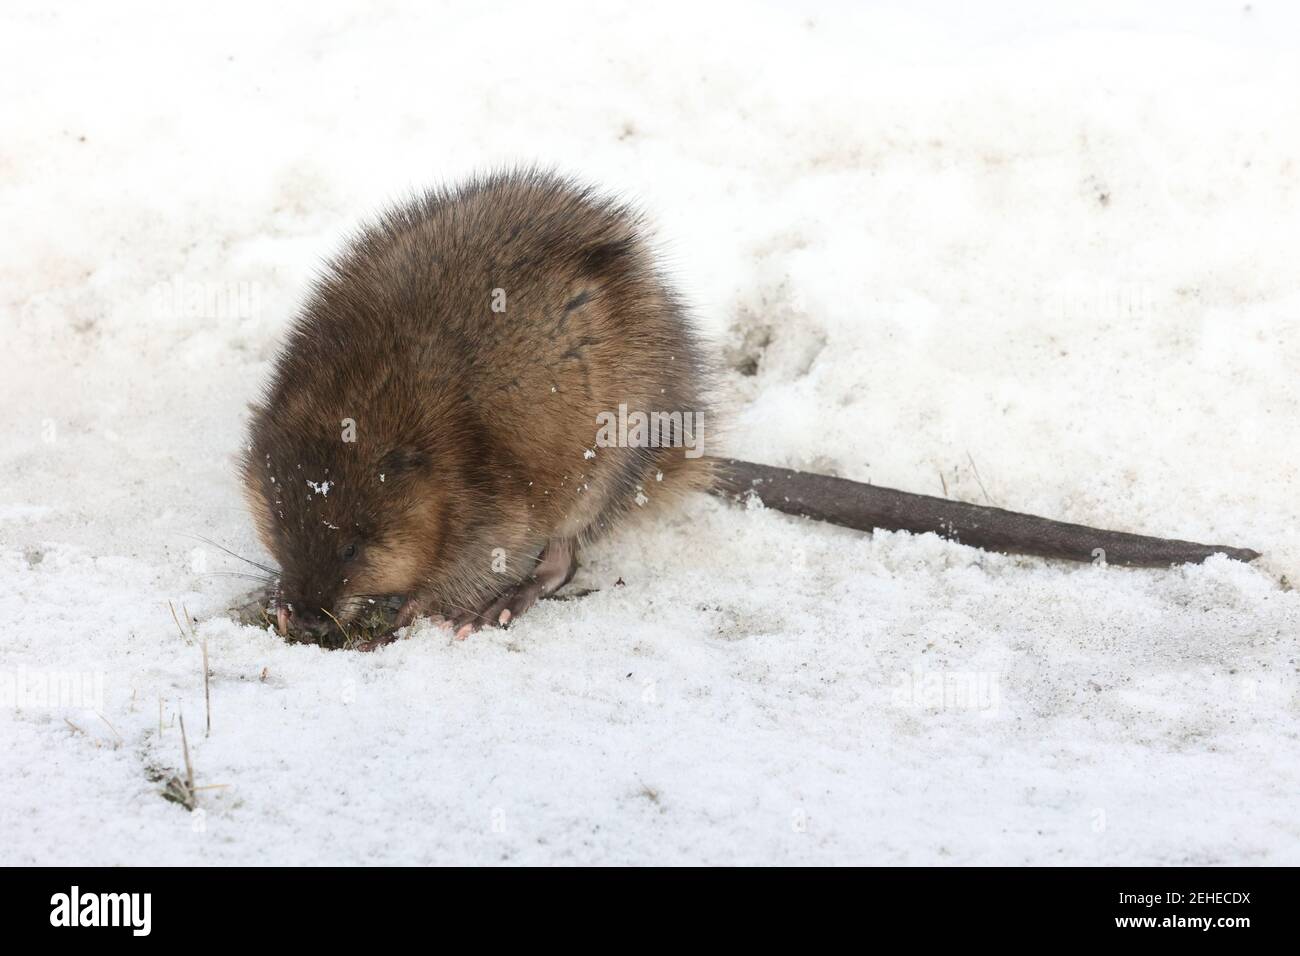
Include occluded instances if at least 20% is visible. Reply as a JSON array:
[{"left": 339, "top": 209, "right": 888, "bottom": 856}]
[{"left": 277, "top": 607, "right": 289, "bottom": 635}]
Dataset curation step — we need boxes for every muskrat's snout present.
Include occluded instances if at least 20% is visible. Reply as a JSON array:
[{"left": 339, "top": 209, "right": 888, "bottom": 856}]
[{"left": 276, "top": 602, "right": 337, "bottom": 640}]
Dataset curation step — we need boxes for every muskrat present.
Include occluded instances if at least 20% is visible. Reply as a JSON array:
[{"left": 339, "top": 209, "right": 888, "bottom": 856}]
[
  {"left": 241, "top": 169, "right": 1259, "bottom": 647},
  {"left": 242, "top": 170, "right": 714, "bottom": 643}
]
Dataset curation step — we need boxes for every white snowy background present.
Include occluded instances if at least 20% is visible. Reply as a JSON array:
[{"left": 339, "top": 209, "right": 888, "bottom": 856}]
[{"left": 2, "top": 0, "right": 1298, "bottom": 865}]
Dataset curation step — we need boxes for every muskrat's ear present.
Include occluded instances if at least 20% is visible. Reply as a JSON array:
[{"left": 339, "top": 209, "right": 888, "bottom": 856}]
[
  {"left": 578, "top": 237, "right": 634, "bottom": 277},
  {"left": 378, "top": 447, "right": 430, "bottom": 476}
]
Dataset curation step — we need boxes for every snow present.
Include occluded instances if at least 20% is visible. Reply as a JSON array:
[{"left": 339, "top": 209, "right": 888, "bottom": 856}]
[{"left": 2, "top": 0, "right": 1298, "bottom": 865}]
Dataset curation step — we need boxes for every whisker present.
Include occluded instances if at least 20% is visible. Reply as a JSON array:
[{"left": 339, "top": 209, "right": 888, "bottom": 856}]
[
  {"left": 200, "top": 571, "right": 277, "bottom": 583},
  {"left": 180, "top": 533, "right": 279, "bottom": 576}
]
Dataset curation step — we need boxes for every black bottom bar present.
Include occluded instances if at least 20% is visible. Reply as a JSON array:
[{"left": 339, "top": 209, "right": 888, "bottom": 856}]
[{"left": 3, "top": 866, "right": 1289, "bottom": 945}]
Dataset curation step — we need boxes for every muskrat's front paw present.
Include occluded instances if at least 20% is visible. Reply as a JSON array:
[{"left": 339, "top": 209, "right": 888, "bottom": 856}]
[
  {"left": 392, "top": 596, "right": 426, "bottom": 631},
  {"left": 393, "top": 597, "right": 453, "bottom": 633},
  {"left": 445, "top": 541, "right": 580, "bottom": 638},
  {"left": 352, "top": 597, "right": 450, "bottom": 650},
  {"left": 446, "top": 580, "right": 548, "bottom": 639},
  {"left": 355, "top": 634, "right": 398, "bottom": 653}
]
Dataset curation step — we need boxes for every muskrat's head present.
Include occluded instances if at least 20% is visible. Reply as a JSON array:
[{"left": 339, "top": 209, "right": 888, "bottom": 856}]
[{"left": 239, "top": 425, "right": 447, "bottom": 640}]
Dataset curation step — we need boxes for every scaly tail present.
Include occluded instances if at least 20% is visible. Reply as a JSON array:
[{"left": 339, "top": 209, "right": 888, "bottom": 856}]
[{"left": 708, "top": 458, "right": 1260, "bottom": 567}]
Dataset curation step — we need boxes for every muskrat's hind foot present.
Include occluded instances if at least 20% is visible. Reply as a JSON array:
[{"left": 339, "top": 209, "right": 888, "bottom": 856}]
[{"left": 450, "top": 539, "right": 579, "bottom": 639}]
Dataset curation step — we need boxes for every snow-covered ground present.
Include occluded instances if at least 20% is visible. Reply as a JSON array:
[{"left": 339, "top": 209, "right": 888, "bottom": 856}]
[{"left": 2, "top": 0, "right": 1298, "bottom": 865}]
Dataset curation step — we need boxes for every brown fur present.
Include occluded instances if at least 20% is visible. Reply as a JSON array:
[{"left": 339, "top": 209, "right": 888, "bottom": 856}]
[{"left": 241, "top": 169, "right": 713, "bottom": 631}]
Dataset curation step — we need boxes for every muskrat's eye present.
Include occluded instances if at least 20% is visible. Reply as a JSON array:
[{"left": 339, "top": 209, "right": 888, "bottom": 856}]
[{"left": 341, "top": 542, "right": 359, "bottom": 562}]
